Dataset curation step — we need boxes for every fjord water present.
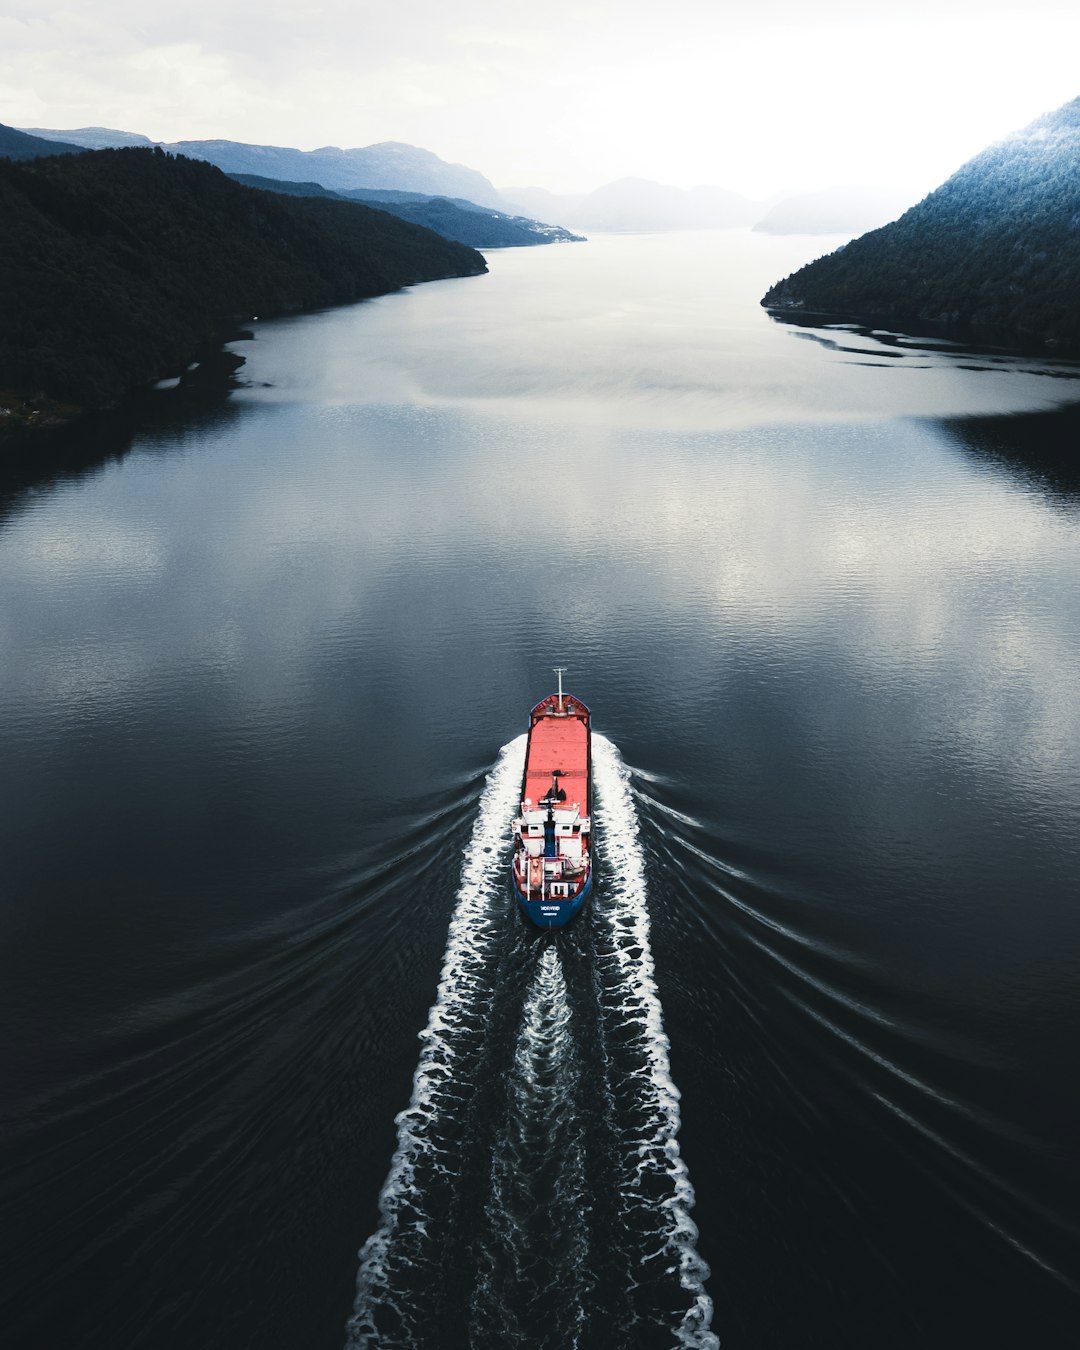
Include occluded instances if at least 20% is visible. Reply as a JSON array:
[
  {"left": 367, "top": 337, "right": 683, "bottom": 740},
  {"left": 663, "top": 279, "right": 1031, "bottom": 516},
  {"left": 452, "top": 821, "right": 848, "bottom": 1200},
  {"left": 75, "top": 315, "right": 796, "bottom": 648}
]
[{"left": 2, "top": 231, "right": 1079, "bottom": 1349}]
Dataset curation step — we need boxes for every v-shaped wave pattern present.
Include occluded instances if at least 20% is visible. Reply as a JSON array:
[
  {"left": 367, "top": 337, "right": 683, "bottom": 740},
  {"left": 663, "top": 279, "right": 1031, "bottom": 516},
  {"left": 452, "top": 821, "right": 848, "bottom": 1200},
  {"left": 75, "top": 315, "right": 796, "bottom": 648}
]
[{"left": 346, "top": 733, "right": 716, "bottom": 1350}]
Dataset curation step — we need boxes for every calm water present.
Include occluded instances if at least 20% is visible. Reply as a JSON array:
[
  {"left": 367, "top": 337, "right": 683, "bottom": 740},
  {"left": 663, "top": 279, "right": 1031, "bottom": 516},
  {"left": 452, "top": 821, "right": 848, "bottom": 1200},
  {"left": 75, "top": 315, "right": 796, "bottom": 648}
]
[{"left": 2, "top": 231, "right": 1079, "bottom": 1349}]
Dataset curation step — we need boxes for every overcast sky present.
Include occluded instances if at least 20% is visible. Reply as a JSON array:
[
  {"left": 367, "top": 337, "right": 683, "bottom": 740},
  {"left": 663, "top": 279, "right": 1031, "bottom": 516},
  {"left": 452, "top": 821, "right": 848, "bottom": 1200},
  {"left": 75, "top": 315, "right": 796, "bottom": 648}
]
[{"left": 3, "top": 1, "right": 1079, "bottom": 198}]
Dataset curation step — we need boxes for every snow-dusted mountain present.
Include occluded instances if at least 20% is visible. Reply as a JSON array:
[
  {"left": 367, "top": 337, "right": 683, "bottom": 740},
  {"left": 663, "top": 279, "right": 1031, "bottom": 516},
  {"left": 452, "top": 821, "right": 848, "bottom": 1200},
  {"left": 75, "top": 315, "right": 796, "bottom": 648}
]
[{"left": 761, "top": 95, "right": 1080, "bottom": 351}]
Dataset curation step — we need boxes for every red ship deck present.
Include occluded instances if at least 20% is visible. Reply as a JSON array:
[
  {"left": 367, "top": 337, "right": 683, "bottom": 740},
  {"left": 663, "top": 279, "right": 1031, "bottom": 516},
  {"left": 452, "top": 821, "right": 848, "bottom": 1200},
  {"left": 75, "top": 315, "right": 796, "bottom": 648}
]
[{"left": 522, "top": 701, "right": 590, "bottom": 813}]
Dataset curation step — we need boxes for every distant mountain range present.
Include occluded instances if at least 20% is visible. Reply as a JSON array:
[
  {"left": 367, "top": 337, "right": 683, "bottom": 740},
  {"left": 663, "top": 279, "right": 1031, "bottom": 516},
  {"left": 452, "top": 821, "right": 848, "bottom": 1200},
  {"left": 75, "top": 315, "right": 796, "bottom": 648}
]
[
  {"left": 25, "top": 127, "right": 505, "bottom": 206},
  {"left": 505, "top": 178, "right": 761, "bottom": 231},
  {"left": 24, "top": 125, "right": 151, "bottom": 150},
  {"left": 506, "top": 178, "right": 918, "bottom": 236},
  {"left": 753, "top": 185, "right": 911, "bottom": 236},
  {"left": 0, "top": 123, "right": 82, "bottom": 160},
  {"left": 19, "top": 125, "right": 916, "bottom": 238},
  {"left": 16, "top": 126, "right": 583, "bottom": 249},
  {"left": 226, "top": 173, "right": 583, "bottom": 249},
  {"left": 761, "top": 95, "right": 1080, "bottom": 351}
]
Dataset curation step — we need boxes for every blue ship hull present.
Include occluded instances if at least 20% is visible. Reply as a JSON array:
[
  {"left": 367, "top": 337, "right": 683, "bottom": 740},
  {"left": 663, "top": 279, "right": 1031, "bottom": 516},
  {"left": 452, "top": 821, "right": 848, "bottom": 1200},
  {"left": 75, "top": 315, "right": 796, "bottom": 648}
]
[{"left": 514, "top": 868, "right": 592, "bottom": 929}]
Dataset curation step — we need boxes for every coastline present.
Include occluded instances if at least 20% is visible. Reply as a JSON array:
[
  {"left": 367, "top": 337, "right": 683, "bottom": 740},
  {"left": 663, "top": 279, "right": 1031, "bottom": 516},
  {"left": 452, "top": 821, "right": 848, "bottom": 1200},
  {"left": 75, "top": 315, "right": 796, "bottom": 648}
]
[
  {"left": 761, "top": 302, "right": 1080, "bottom": 358},
  {"left": 0, "top": 148, "right": 488, "bottom": 453},
  {"left": 0, "top": 338, "right": 248, "bottom": 447}
]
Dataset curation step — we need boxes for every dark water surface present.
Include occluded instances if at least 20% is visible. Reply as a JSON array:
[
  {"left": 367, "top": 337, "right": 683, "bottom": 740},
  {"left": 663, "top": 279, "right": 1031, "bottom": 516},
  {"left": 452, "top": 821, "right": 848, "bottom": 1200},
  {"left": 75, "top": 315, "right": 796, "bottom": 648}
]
[{"left": 2, "top": 232, "right": 1079, "bottom": 1349}]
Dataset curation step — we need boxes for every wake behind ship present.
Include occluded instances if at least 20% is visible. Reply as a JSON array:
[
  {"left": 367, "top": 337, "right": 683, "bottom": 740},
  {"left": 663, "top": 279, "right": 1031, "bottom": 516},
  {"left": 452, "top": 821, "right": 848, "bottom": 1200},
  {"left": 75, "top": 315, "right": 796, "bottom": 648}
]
[{"left": 512, "top": 672, "right": 593, "bottom": 928}]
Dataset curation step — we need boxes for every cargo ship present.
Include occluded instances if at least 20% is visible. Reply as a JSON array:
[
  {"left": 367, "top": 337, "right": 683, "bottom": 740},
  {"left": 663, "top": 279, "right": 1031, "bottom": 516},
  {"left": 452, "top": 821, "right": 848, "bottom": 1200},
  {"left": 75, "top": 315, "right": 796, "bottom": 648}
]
[{"left": 511, "top": 669, "right": 593, "bottom": 928}]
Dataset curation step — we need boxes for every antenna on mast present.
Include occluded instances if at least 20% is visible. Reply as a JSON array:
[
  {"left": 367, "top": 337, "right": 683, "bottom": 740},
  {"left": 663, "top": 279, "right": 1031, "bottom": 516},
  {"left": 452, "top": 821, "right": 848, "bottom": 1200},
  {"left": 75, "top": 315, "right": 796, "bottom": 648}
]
[{"left": 553, "top": 665, "right": 567, "bottom": 713}]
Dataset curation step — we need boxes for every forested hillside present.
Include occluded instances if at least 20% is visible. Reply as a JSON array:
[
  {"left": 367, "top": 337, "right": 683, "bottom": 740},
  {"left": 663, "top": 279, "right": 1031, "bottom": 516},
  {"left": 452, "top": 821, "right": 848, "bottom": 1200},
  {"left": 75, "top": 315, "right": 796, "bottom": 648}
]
[
  {"left": 0, "top": 148, "right": 486, "bottom": 427},
  {"left": 25, "top": 128, "right": 504, "bottom": 205},
  {"left": 761, "top": 97, "right": 1080, "bottom": 350},
  {"left": 226, "top": 173, "right": 584, "bottom": 247},
  {"left": 364, "top": 194, "right": 583, "bottom": 247}
]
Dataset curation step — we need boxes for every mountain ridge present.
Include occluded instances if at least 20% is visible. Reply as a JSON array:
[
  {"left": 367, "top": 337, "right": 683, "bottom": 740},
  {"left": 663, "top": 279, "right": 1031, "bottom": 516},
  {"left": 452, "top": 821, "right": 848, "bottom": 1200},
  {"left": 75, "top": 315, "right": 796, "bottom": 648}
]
[
  {"left": 225, "top": 173, "right": 584, "bottom": 248},
  {"left": 24, "top": 128, "right": 504, "bottom": 206},
  {"left": 0, "top": 123, "right": 83, "bottom": 160},
  {"left": 761, "top": 96, "right": 1080, "bottom": 350},
  {"left": 23, "top": 125, "right": 911, "bottom": 237},
  {"left": 753, "top": 185, "right": 912, "bottom": 237},
  {"left": 504, "top": 177, "right": 761, "bottom": 231}
]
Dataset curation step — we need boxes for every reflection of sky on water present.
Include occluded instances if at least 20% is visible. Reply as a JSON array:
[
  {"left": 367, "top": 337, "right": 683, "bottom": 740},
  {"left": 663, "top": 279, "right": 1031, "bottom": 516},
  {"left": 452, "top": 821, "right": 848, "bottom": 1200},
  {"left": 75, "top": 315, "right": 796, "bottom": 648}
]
[
  {"left": 4, "top": 234, "right": 1079, "bottom": 1350},
  {"left": 2, "top": 384, "right": 1078, "bottom": 832},
  {"left": 1, "top": 228, "right": 1078, "bottom": 1316},
  {"left": 1, "top": 228, "right": 1078, "bottom": 850},
  {"left": 231, "top": 232, "right": 1080, "bottom": 429}
]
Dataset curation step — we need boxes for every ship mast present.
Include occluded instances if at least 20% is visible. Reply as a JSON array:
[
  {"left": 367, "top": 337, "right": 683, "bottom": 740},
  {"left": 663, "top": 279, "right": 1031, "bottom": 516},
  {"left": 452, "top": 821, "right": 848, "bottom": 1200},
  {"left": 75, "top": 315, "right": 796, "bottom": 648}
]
[{"left": 554, "top": 665, "right": 567, "bottom": 713}]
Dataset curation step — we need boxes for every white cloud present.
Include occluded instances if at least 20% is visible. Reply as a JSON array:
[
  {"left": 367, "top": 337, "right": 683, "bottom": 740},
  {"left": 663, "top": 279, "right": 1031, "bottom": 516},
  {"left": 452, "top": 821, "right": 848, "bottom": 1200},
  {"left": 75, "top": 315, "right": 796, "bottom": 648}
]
[{"left": 3, "top": 2, "right": 1079, "bottom": 196}]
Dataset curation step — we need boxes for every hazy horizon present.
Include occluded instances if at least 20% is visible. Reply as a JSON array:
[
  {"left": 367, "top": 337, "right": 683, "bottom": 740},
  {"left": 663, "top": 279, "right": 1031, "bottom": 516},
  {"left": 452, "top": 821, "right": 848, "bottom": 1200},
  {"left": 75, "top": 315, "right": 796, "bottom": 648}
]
[{"left": 4, "top": 1, "right": 1080, "bottom": 199}]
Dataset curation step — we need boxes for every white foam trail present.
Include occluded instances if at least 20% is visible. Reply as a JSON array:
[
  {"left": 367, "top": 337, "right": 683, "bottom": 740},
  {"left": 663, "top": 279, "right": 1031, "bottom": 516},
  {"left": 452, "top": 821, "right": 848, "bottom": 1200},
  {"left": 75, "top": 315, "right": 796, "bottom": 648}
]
[
  {"left": 514, "top": 943, "right": 575, "bottom": 1098},
  {"left": 346, "top": 735, "right": 526, "bottom": 1347},
  {"left": 591, "top": 732, "right": 720, "bottom": 1350},
  {"left": 470, "top": 943, "right": 589, "bottom": 1347}
]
